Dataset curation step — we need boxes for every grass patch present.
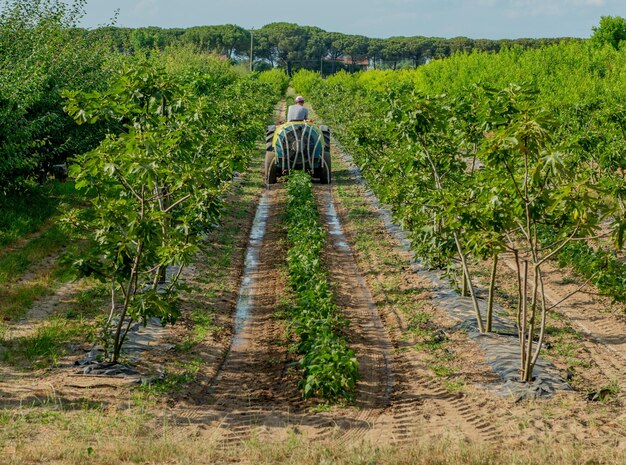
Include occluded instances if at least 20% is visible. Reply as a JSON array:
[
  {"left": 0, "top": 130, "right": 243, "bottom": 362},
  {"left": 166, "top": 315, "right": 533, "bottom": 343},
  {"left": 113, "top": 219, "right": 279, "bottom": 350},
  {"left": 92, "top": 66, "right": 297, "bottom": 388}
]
[
  {"left": 0, "top": 186, "right": 86, "bottom": 322},
  {"left": 0, "top": 181, "right": 78, "bottom": 248},
  {"left": 140, "top": 357, "right": 202, "bottom": 395},
  {"left": 176, "top": 308, "right": 221, "bottom": 352},
  {"left": 544, "top": 325, "right": 583, "bottom": 358},
  {"left": 1, "top": 409, "right": 624, "bottom": 465},
  {"left": 64, "top": 283, "right": 108, "bottom": 320},
  {"left": 444, "top": 380, "right": 465, "bottom": 392},
  {"left": 0, "top": 278, "right": 55, "bottom": 322},
  {"left": 0, "top": 255, "right": 93, "bottom": 322},
  {"left": 0, "top": 226, "right": 69, "bottom": 285},
  {"left": 0, "top": 316, "right": 95, "bottom": 369},
  {"left": 430, "top": 364, "right": 455, "bottom": 377}
]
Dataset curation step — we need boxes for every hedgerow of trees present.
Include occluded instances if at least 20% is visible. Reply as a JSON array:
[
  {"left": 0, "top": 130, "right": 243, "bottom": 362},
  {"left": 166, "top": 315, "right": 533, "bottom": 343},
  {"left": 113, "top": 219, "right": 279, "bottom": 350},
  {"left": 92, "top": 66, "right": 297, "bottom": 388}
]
[
  {"left": 293, "top": 31, "right": 626, "bottom": 381},
  {"left": 84, "top": 22, "right": 572, "bottom": 74}
]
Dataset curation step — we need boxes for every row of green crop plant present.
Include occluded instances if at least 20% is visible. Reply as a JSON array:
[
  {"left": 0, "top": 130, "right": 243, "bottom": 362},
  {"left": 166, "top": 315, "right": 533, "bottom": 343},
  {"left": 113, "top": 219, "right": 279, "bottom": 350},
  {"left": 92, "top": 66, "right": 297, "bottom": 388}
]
[
  {"left": 60, "top": 53, "right": 287, "bottom": 363},
  {"left": 285, "top": 172, "right": 358, "bottom": 401},
  {"left": 292, "top": 39, "right": 626, "bottom": 382}
]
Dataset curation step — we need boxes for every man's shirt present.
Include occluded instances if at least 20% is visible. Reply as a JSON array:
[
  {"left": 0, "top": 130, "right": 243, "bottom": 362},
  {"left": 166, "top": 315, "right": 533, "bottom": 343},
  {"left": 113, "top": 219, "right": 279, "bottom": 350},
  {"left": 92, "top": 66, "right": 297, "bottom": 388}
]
[{"left": 287, "top": 104, "right": 308, "bottom": 121}]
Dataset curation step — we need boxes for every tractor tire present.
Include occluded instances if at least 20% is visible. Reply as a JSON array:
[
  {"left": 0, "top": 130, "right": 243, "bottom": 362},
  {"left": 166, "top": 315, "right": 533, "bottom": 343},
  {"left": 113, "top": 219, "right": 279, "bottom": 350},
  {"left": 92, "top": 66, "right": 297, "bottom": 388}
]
[
  {"left": 265, "top": 125, "right": 276, "bottom": 151},
  {"left": 265, "top": 151, "right": 278, "bottom": 184},
  {"left": 319, "top": 151, "right": 331, "bottom": 185}
]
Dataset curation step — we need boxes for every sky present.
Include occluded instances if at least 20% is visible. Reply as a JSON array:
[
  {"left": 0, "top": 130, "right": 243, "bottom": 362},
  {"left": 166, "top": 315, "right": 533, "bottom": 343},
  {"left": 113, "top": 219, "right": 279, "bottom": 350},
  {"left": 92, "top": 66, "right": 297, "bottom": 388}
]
[{"left": 76, "top": 0, "right": 626, "bottom": 39}]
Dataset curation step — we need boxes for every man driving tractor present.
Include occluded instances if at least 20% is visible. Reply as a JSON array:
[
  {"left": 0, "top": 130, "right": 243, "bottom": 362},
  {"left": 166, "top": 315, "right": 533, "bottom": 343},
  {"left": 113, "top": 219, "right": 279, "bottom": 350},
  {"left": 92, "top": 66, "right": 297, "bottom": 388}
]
[{"left": 287, "top": 95, "right": 309, "bottom": 121}]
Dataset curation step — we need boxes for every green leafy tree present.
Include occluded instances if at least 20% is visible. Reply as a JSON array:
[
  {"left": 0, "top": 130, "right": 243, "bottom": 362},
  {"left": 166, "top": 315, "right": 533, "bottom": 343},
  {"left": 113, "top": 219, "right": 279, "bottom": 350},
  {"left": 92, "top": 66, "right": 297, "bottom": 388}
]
[
  {"left": 339, "top": 34, "right": 369, "bottom": 71},
  {"left": 327, "top": 31, "right": 346, "bottom": 72},
  {"left": 381, "top": 37, "right": 407, "bottom": 70},
  {"left": 591, "top": 16, "right": 626, "bottom": 50},
  {"left": 0, "top": 0, "right": 115, "bottom": 191},
  {"left": 404, "top": 36, "right": 432, "bottom": 68},
  {"left": 182, "top": 24, "right": 248, "bottom": 58},
  {"left": 479, "top": 85, "right": 603, "bottom": 381},
  {"left": 257, "top": 22, "right": 309, "bottom": 75},
  {"left": 63, "top": 61, "right": 249, "bottom": 362}
]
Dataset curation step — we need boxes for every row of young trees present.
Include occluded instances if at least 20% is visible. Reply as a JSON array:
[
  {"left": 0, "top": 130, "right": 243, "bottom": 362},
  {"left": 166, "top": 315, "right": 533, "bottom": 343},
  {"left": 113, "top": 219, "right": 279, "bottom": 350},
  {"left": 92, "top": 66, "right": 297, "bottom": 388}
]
[
  {"left": 1, "top": 0, "right": 290, "bottom": 360},
  {"left": 293, "top": 38, "right": 626, "bottom": 382},
  {"left": 87, "top": 22, "right": 570, "bottom": 74},
  {"left": 63, "top": 59, "right": 287, "bottom": 362}
]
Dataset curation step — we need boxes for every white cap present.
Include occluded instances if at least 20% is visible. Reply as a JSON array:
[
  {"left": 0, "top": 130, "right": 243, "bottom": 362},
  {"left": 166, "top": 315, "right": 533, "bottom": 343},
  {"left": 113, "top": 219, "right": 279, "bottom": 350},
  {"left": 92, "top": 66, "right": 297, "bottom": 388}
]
[{"left": 295, "top": 96, "right": 305, "bottom": 103}]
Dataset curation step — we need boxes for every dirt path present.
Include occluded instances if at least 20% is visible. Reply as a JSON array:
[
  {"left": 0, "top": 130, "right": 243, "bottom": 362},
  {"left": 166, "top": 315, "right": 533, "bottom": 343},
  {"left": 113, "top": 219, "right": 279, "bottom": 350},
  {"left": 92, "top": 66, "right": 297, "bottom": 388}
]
[
  {"left": 203, "top": 186, "right": 307, "bottom": 439},
  {"left": 196, "top": 171, "right": 502, "bottom": 444},
  {"left": 174, "top": 185, "right": 336, "bottom": 442},
  {"left": 315, "top": 186, "right": 393, "bottom": 443},
  {"left": 181, "top": 172, "right": 492, "bottom": 445},
  {"left": 325, "top": 169, "right": 500, "bottom": 444}
]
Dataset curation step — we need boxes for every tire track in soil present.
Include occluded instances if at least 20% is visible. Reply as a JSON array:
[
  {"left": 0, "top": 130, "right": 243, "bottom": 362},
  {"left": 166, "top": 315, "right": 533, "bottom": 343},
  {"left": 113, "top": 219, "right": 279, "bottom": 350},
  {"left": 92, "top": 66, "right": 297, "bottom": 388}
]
[
  {"left": 378, "top": 318, "right": 497, "bottom": 444},
  {"left": 201, "top": 185, "right": 335, "bottom": 444},
  {"left": 329, "top": 150, "right": 500, "bottom": 445},
  {"left": 501, "top": 257, "right": 626, "bottom": 393},
  {"left": 314, "top": 186, "right": 394, "bottom": 444},
  {"left": 197, "top": 114, "right": 499, "bottom": 445}
]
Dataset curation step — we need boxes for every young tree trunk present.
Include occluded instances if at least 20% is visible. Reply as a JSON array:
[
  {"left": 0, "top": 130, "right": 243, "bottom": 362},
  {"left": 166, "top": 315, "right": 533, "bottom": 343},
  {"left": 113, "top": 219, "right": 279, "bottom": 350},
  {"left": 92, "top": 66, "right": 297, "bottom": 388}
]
[
  {"left": 519, "top": 259, "right": 528, "bottom": 377},
  {"left": 486, "top": 254, "right": 498, "bottom": 332},
  {"left": 111, "top": 187, "right": 146, "bottom": 364},
  {"left": 522, "top": 263, "right": 540, "bottom": 382},
  {"left": 454, "top": 233, "right": 485, "bottom": 333},
  {"left": 111, "top": 247, "right": 141, "bottom": 363},
  {"left": 530, "top": 266, "right": 548, "bottom": 369},
  {"left": 461, "top": 270, "right": 469, "bottom": 297}
]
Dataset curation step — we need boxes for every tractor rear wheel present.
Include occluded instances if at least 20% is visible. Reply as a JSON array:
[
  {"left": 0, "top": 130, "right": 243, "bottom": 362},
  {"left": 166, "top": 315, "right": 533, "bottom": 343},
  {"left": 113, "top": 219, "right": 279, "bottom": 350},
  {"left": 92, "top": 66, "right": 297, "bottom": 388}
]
[
  {"left": 265, "top": 151, "right": 278, "bottom": 184},
  {"left": 319, "top": 151, "right": 331, "bottom": 185}
]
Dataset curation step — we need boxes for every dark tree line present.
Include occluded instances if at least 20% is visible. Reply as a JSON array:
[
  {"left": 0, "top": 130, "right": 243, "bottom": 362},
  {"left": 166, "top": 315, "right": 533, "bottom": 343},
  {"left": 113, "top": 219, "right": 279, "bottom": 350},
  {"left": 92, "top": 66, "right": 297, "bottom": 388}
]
[{"left": 86, "top": 23, "right": 575, "bottom": 75}]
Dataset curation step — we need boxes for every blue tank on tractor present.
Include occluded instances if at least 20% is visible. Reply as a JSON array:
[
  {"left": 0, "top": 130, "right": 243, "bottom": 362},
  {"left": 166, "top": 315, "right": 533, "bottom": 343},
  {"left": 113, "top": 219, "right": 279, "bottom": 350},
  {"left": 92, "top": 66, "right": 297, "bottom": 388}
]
[{"left": 264, "top": 121, "right": 331, "bottom": 184}]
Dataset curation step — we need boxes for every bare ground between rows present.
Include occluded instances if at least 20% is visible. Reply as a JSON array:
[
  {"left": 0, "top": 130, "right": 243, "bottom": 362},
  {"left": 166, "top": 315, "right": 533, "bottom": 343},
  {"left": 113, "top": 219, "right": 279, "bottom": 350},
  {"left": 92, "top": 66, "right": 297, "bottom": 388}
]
[
  {"left": 315, "top": 184, "right": 508, "bottom": 444},
  {"left": 324, "top": 171, "right": 501, "bottom": 444},
  {"left": 163, "top": 173, "right": 496, "bottom": 446},
  {"left": 171, "top": 176, "right": 483, "bottom": 446},
  {"left": 171, "top": 183, "right": 392, "bottom": 444},
  {"left": 0, "top": 169, "right": 264, "bottom": 411}
]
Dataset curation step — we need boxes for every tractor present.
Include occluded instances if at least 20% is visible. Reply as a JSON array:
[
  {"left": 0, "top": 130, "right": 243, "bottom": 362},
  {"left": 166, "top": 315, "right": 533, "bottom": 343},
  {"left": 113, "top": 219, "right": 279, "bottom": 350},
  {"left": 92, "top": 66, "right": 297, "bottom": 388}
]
[{"left": 264, "top": 121, "right": 331, "bottom": 184}]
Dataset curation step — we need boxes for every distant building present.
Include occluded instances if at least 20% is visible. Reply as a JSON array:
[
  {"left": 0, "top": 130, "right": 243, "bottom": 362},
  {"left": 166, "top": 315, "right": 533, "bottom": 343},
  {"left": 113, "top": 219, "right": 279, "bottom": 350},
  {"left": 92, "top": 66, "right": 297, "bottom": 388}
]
[{"left": 324, "top": 55, "right": 369, "bottom": 71}]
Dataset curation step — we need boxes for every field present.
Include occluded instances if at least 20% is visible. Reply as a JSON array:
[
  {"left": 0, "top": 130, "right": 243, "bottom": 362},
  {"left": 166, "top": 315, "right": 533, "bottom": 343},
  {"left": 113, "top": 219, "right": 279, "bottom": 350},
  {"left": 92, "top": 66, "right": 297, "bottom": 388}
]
[{"left": 1, "top": 2, "right": 626, "bottom": 464}]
